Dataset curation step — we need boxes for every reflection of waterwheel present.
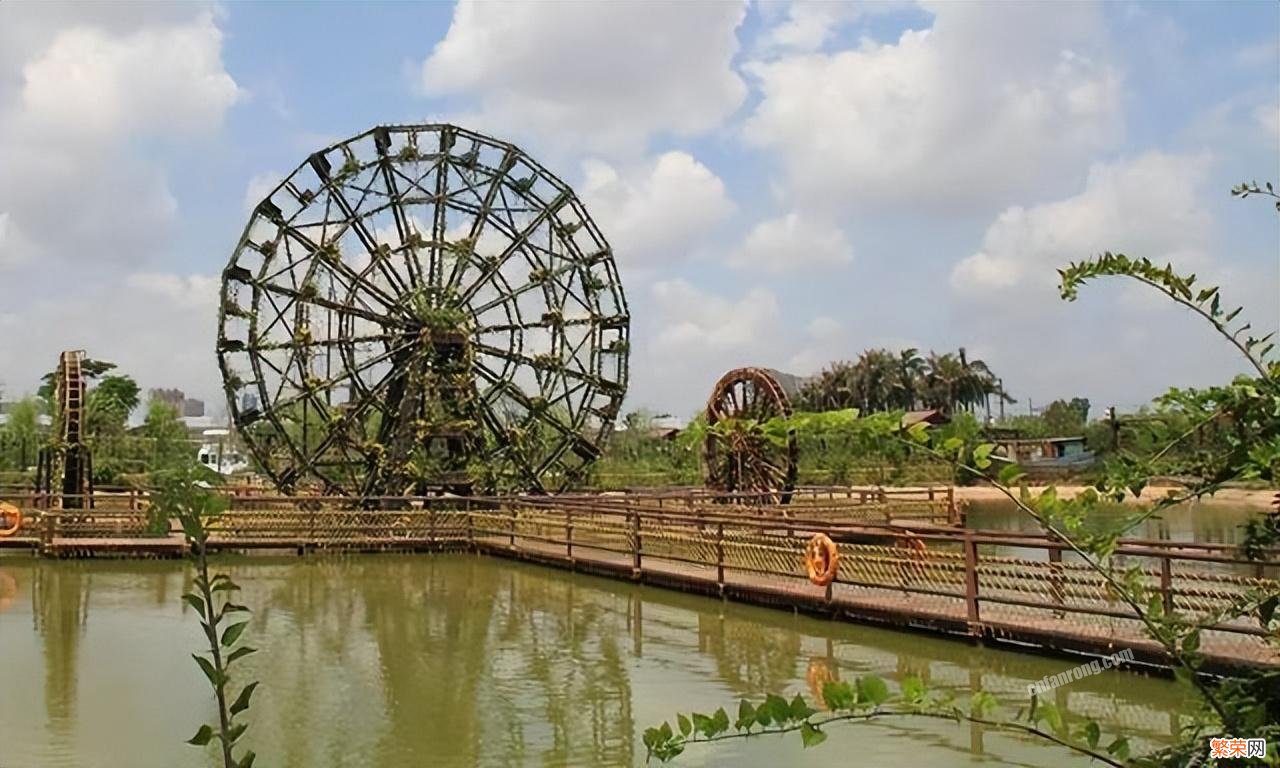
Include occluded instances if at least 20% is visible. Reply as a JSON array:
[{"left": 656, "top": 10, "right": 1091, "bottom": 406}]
[
  {"left": 218, "top": 123, "right": 629, "bottom": 497},
  {"left": 702, "top": 368, "right": 797, "bottom": 504}
]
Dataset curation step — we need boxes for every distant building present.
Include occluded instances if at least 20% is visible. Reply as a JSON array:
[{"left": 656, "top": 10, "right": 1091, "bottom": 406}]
[
  {"left": 182, "top": 398, "right": 205, "bottom": 417},
  {"left": 993, "top": 436, "right": 1094, "bottom": 470},
  {"left": 150, "top": 388, "right": 186, "bottom": 411}
]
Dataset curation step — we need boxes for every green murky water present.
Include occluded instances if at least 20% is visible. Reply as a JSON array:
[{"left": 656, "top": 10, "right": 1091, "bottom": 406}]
[
  {"left": 967, "top": 499, "right": 1259, "bottom": 545},
  {"left": 0, "top": 554, "right": 1187, "bottom": 767}
]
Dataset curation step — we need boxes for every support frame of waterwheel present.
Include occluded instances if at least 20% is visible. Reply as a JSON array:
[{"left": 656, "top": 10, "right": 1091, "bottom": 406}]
[
  {"left": 35, "top": 350, "right": 94, "bottom": 511},
  {"left": 701, "top": 367, "right": 798, "bottom": 505}
]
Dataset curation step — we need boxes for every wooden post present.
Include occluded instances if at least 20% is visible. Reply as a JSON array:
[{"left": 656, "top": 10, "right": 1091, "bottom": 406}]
[
  {"left": 1160, "top": 556, "right": 1174, "bottom": 615},
  {"left": 41, "top": 509, "right": 52, "bottom": 550},
  {"left": 631, "top": 511, "right": 642, "bottom": 577},
  {"left": 465, "top": 498, "right": 474, "bottom": 550},
  {"left": 1048, "top": 547, "right": 1064, "bottom": 618},
  {"left": 509, "top": 505, "right": 517, "bottom": 550},
  {"left": 963, "top": 532, "right": 981, "bottom": 634},
  {"left": 716, "top": 522, "right": 725, "bottom": 593},
  {"left": 565, "top": 506, "right": 574, "bottom": 562}
]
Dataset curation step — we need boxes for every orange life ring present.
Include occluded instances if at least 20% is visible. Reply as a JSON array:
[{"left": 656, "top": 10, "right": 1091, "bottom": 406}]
[
  {"left": 805, "top": 533, "right": 839, "bottom": 586},
  {"left": 0, "top": 502, "right": 21, "bottom": 537}
]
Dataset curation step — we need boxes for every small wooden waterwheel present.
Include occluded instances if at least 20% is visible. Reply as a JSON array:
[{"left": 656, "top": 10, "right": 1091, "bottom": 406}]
[{"left": 701, "top": 367, "right": 798, "bottom": 505}]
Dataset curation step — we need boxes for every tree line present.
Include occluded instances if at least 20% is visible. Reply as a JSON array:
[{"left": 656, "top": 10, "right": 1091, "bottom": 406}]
[{"left": 796, "top": 347, "right": 1012, "bottom": 415}]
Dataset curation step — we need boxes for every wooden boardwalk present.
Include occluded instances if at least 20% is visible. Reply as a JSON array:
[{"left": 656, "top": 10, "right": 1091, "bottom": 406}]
[
  {"left": 473, "top": 536, "right": 1279, "bottom": 674},
  {"left": 2, "top": 492, "right": 1277, "bottom": 673}
]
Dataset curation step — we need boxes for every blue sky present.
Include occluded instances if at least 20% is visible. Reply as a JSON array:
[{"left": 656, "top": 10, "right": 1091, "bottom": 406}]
[{"left": 0, "top": 0, "right": 1276, "bottom": 421}]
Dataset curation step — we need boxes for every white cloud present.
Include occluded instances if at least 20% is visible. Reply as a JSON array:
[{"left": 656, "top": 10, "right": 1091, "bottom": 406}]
[
  {"left": 744, "top": 2, "right": 1122, "bottom": 211},
  {"left": 951, "top": 152, "right": 1212, "bottom": 294},
  {"left": 806, "top": 316, "right": 843, "bottom": 339},
  {"left": 759, "top": 0, "right": 904, "bottom": 53},
  {"left": 0, "top": 272, "right": 221, "bottom": 404},
  {"left": 0, "top": 8, "right": 240, "bottom": 268},
  {"left": 126, "top": 272, "right": 221, "bottom": 308},
  {"left": 421, "top": 1, "right": 747, "bottom": 152},
  {"left": 651, "top": 279, "right": 779, "bottom": 352},
  {"left": 19, "top": 12, "right": 241, "bottom": 140},
  {"left": 581, "top": 152, "right": 734, "bottom": 267},
  {"left": 629, "top": 280, "right": 785, "bottom": 412},
  {"left": 729, "top": 211, "right": 852, "bottom": 272}
]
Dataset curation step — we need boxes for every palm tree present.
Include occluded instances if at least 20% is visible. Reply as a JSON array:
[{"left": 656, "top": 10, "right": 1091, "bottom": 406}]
[{"left": 892, "top": 348, "right": 926, "bottom": 410}]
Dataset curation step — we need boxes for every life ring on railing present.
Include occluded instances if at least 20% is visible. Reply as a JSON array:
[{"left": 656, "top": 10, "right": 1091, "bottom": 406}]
[
  {"left": 0, "top": 502, "right": 22, "bottom": 537},
  {"left": 804, "top": 533, "right": 839, "bottom": 586}
]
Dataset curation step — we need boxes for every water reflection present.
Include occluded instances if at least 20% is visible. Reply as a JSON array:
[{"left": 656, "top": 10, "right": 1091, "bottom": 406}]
[
  {"left": 967, "top": 499, "right": 1259, "bottom": 545},
  {"left": 0, "top": 555, "right": 1188, "bottom": 767}
]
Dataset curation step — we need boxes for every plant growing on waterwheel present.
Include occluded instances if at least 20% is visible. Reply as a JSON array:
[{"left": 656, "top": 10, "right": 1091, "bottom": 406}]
[
  {"left": 702, "top": 367, "right": 798, "bottom": 505},
  {"left": 217, "top": 123, "right": 630, "bottom": 496}
]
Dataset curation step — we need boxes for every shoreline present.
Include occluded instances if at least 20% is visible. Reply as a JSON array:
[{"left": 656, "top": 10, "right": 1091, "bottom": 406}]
[{"left": 950, "top": 484, "right": 1277, "bottom": 510}]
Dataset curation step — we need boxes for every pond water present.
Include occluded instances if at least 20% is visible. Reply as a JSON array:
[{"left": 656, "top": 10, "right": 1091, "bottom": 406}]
[
  {"left": 0, "top": 554, "right": 1189, "bottom": 767},
  {"left": 967, "top": 499, "right": 1260, "bottom": 545}
]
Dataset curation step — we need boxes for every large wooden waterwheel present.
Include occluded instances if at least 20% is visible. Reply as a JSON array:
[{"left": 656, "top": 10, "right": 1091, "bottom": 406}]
[
  {"left": 217, "top": 123, "right": 630, "bottom": 497},
  {"left": 701, "top": 367, "right": 797, "bottom": 505}
]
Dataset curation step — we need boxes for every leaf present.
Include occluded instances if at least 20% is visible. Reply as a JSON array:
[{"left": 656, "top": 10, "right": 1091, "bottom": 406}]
[
  {"left": 226, "top": 646, "right": 257, "bottom": 665},
  {"left": 230, "top": 681, "right": 258, "bottom": 717},
  {"left": 900, "top": 675, "right": 926, "bottom": 705},
  {"left": 186, "top": 724, "right": 214, "bottom": 746},
  {"left": 736, "top": 700, "right": 756, "bottom": 731},
  {"left": 1038, "top": 702, "right": 1064, "bottom": 734},
  {"left": 973, "top": 443, "right": 995, "bottom": 470},
  {"left": 192, "top": 653, "right": 223, "bottom": 689},
  {"left": 691, "top": 712, "right": 714, "bottom": 737},
  {"left": 1107, "top": 736, "right": 1130, "bottom": 760},
  {"left": 856, "top": 675, "right": 889, "bottom": 706},
  {"left": 182, "top": 593, "right": 206, "bottom": 616},
  {"left": 822, "top": 680, "right": 856, "bottom": 710},
  {"left": 1182, "top": 630, "right": 1201, "bottom": 654},
  {"left": 712, "top": 707, "right": 730, "bottom": 736},
  {"left": 1260, "top": 596, "right": 1278, "bottom": 627},
  {"left": 226, "top": 722, "right": 247, "bottom": 744},
  {"left": 789, "top": 694, "right": 815, "bottom": 721},
  {"left": 237, "top": 751, "right": 257, "bottom": 768},
  {"left": 1083, "top": 720, "right": 1101, "bottom": 750},
  {"left": 764, "top": 692, "right": 791, "bottom": 723},
  {"left": 969, "top": 691, "right": 997, "bottom": 719},
  {"left": 997, "top": 462, "right": 1026, "bottom": 486},
  {"left": 221, "top": 621, "right": 250, "bottom": 648},
  {"left": 677, "top": 713, "right": 691, "bottom": 737},
  {"left": 211, "top": 578, "right": 241, "bottom": 593},
  {"left": 800, "top": 721, "right": 827, "bottom": 748}
]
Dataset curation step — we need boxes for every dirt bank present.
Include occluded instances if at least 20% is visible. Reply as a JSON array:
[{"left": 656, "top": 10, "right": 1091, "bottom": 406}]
[{"left": 951, "top": 484, "right": 1277, "bottom": 510}]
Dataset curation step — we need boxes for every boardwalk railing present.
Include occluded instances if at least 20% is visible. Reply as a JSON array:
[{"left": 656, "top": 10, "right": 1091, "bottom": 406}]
[{"left": 1, "top": 493, "right": 1275, "bottom": 670}]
